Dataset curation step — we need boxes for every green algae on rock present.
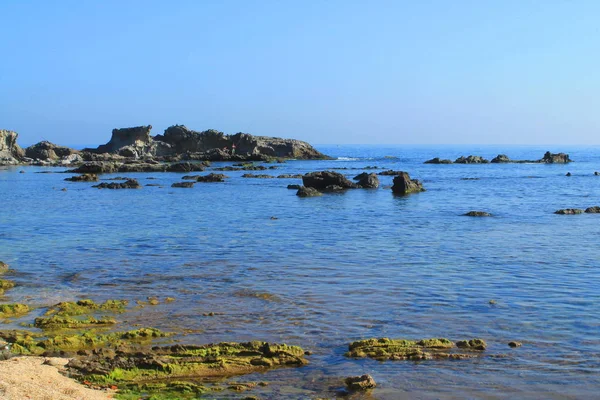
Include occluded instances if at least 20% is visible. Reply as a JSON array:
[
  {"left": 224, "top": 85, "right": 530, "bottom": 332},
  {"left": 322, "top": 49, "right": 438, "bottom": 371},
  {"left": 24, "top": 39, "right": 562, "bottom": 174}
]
[
  {"left": 0, "top": 279, "right": 16, "bottom": 290},
  {"left": 346, "top": 337, "right": 485, "bottom": 360},
  {"left": 456, "top": 339, "right": 487, "bottom": 350},
  {"left": 45, "top": 299, "right": 129, "bottom": 317},
  {"left": 0, "top": 304, "right": 31, "bottom": 318},
  {"left": 0, "top": 262, "right": 9, "bottom": 274},
  {"left": 67, "top": 341, "right": 308, "bottom": 385},
  {"left": 34, "top": 315, "right": 117, "bottom": 329}
]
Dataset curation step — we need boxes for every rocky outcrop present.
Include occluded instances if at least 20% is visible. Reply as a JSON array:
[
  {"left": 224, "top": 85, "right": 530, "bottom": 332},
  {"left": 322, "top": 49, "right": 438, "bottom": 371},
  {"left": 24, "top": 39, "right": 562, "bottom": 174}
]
[
  {"left": 296, "top": 186, "right": 322, "bottom": 197},
  {"left": 92, "top": 179, "right": 141, "bottom": 189},
  {"left": 424, "top": 157, "right": 453, "bottom": 164},
  {"left": 541, "top": 151, "right": 571, "bottom": 164},
  {"left": 302, "top": 171, "right": 358, "bottom": 190},
  {"left": 0, "top": 130, "right": 25, "bottom": 165},
  {"left": 171, "top": 182, "right": 195, "bottom": 188},
  {"left": 195, "top": 173, "right": 227, "bottom": 182},
  {"left": 65, "top": 174, "right": 98, "bottom": 182},
  {"left": 25, "top": 141, "right": 78, "bottom": 161},
  {"left": 354, "top": 172, "right": 379, "bottom": 188},
  {"left": 67, "top": 161, "right": 207, "bottom": 174},
  {"left": 554, "top": 208, "right": 584, "bottom": 215},
  {"left": 391, "top": 172, "right": 424, "bottom": 195},
  {"left": 490, "top": 154, "right": 511, "bottom": 163},
  {"left": 585, "top": 206, "right": 600, "bottom": 213},
  {"left": 345, "top": 374, "right": 376, "bottom": 391},
  {"left": 455, "top": 155, "right": 489, "bottom": 164}
]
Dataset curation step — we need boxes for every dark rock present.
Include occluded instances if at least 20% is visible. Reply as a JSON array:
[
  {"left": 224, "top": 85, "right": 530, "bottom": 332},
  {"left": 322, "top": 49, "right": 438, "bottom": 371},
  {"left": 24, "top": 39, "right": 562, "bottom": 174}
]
[
  {"left": 378, "top": 170, "right": 404, "bottom": 176},
  {"left": 0, "top": 261, "right": 8, "bottom": 274},
  {"left": 356, "top": 173, "right": 379, "bottom": 188},
  {"left": 25, "top": 141, "right": 78, "bottom": 161},
  {"left": 391, "top": 172, "right": 424, "bottom": 195},
  {"left": 302, "top": 171, "right": 357, "bottom": 190},
  {"left": 595, "top": 171, "right": 599, "bottom": 176},
  {"left": 424, "top": 157, "right": 453, "bottom": 164},
  {"left": 554, "top": 208, "right": 584, "bottom": 215},
  {"left": 455, "top": 155, "right": 489, "bottom": 164},
  {"left": 171, "top": 182, "right": 195, "bottom": 188},
  {"left": 345, "top": 374, "right": 376, "bottom": 391},
  {"left": 182, "top": 175, "right": 201, "bottom": 180},
  {"left": 296, "top": 186, "right": 322, "bottom": 197},
  {"left": 287, "top": 184, "right": 302, "bottom": 190},
  {"left": 242, "top": 173, "right": 275, "bottom": 178},
  {"left": 508, "top": 341, "right": 522, "bottom": 348},
  {"left": 196, "top": 173, "right": 227, "bottom": 182},
  {"left": 92, "top": 179, "right": 141, "bottom": 189},
  {"left": 166, "top": 162, "right": 206, "bottom": 172},
  {"left": 65, "top": 174, "right": 99, "bottom": 182},
  {"left": 566, "top": 172, "right": 571, "bottom": 176},
  {"left": 277, "top": 174, "right": 303, "bottom": 179},
  {"left": 463, "top": 211, "right": 492, "bottom": 217},
  {"left": 456, "top": 339, "right": 487, "bottom": 350},
  {"left": 585, "top": 206, "right": 600, "bottom": 213},
  {"left": 541, "top": 151, "right": 571, "bottom": 164},
  {"left": 491, "top": 154, "right": 511, "bottom": 163}
]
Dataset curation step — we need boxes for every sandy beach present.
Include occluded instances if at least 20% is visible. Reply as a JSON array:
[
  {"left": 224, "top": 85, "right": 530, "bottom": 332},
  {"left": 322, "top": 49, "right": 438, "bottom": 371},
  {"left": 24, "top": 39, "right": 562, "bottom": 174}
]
[{"left": 0, "top": 356, "right": 113, "bottom": 400}]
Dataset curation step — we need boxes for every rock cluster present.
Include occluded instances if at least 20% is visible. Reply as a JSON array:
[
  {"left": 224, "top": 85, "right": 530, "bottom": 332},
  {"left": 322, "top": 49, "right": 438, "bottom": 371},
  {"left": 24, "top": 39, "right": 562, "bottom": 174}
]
[{"left": 424, "top": 152, "right": 572, "bottom": 164}]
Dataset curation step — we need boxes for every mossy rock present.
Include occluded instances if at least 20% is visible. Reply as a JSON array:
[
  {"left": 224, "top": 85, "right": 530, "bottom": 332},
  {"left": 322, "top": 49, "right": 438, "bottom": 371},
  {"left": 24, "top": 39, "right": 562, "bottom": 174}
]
[
  {"left": 45, "top": 299, "right": 128, "bottom": 317},
  {"left": 0, "top": 304, "right": 30, "bottom": 318},
  {"left": 0, "top": 279, "right": 15, "bottom": 290},
  {"left": 0, "top": 262, "right": 8, "bottom": 274},
  {"left": 456, "top": 339, "right": 487, "bottom": 350},
  {"left": 346, "top": 337, "right": 485, "bottom": 360},
  {"left": 34, "top": 315, "right": 117, "bottom": 329}
]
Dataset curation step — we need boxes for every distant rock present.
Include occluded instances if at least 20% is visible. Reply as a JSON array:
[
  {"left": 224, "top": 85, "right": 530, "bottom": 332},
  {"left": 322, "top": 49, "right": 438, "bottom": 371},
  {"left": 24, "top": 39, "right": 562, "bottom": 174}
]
[
  {"left": 354, "top": 172, "right": 379, "bottom": 188},
  {"left": 508, "top": 341, "right": 522, "bottom": 348},
  {"left": 287, "top": 184, "right": 302, "bottom": 190},
  {"left": 0, "top": 130, "right": 25, "bottom": 165},
  {"left": 195, "top": 173, "right": 227, "bottom": 182},
  {"left": 64, "top": 174, "right": 98, "bottom": 182},
  {"left": 171, "top": 181, "right": 195, "bottom": 188},
  {"left": 277, "top": 174, "right": 303, "bottom": 179},
  {"left": 391, "top": 172, "right": 425, "bottom": 195},
  {"left": 585, "top": 206, "right": 600, "bottom": 213},
  {"left": 92, "top": 179, "right": 141, "bottom": 189},
  {"left": 541, "top": 151, "right": 571, "bottom": 164},
  {"left": 424, "top": 157, "right": 453, "bottom": 164},
  {"left": 25, "top": 141, "right": 78, "bottom": 161},
  {"left": 566, "top": 172, "right": 571, "bottom": 176},
  {"left": 554, "top": 208, "right": 584, "bottom": 215},
  {"left": 302, "top": 171, "right": 358, "bottom": 190},
  {"left": 455, "top": 155, "right": 489, "bottom": 164},
  {"left": 67, "top": 161, "right": 207, "bottom": 174},
  {"left": 242, "top": 173, "right": 275, "bottom": 178},
  {"left": 296, "top": 186, "right": 322, "bottom": 197},
  {"left": 0, "top": 261, "right": 9, "bottom": 274},
  {"left": 378, "top": 170, "right": 404, "bottom": 176},
  {"left": 490, "top": 154, "right": 511, "bottom": 163},
  {"left": 463, "top": 211, "right": 492, "bottom": 217}
]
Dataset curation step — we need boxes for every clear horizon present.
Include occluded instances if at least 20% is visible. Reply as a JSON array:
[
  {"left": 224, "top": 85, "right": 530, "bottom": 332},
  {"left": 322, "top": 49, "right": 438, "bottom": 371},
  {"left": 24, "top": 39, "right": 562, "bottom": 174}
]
[{"left": 2, "top": 1, "right": 599, "bottom": 146}]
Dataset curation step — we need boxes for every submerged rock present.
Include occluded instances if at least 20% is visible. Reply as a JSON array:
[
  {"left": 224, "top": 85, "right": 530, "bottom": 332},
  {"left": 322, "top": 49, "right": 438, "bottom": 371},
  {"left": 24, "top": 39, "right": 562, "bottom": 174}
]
[
  {"left": 391, "top": 172, "right": 425, "bottom": 195},
  {"left": 554, "top": 209, "right": 584, "bottom": 215},
  {"left": 296, "top": 186, "right": 322, "bottom": 197},
  {"left": 345, "top": 374, "right": 376, "bottom": 391},
  {"left": 508, "top": 341, "right": 522, "bottom": 348},
  {"left": 171, "top": 182, "right": 195, "bottom": 188},
  {"left": 64, "top": 174, "right": 98, "bottom": 182},
  {"left": 196, "top": 173, "right": 227, "bottom": 182},
  {"left": 585, "top": 206, "right": 600, "bottom": 213},
  {"left": 346, "top": 337, "right": 483, "bottom": 361},
  {"left": 302, "top": 171, "right": 357, "bottom": 190},
  {"left": 92, "top": 179, "right": 141, "bottom": 189},
  {"left": 463, "top": 211, "right": 492, "bottom": 217},
  {"left": 456, "top": 339, "right": 487, "bottom": 350}
]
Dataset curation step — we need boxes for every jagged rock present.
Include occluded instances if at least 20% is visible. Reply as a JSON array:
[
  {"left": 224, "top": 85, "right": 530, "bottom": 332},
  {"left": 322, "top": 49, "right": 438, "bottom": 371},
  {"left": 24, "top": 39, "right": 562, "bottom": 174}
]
[
  {"left": 585, "top": 206, "right": 600, "bottom": 213},
  {"left": 354, "top": 172, "right": 379, "bottom": 188},
  {"left": 424, "top": 157, "right": 453, "bottom": 164},
  {"left": 554, "top": 209, "right": 584, "bottom": 215},
  {"left": 296, "top": 186, "right": 322, "bottom": 197},
  {"left": 463, "top": 211, "right": 492, "bottom": 217},
  {"left": 491, "top": 154, "right": 511, "bottom": 163},
  {"left": 391, "top": 172, "right": 424, "bottom": 195},
  {"left": 541, "top": 151, "right": 571, "bottom": 163},
  {"left": 25, "top": 141, "right": 77, "bottom": 160},
  {"left": 455, "top": 155, "right": 489, "bottom": 164},
  {"left": 171, "top": 182, "right": 195, "bottom": 188},
  {"left": 345, "top": 374, "right": 376, "bottom": 391},
  {"left": 302, "top": 171, "right": 358, "bottom": 190},
  {"left": 0, "top": 130, "right": 25, "bottom": 165},
  {"left": 195, "top": 173, "right": 227, "bottom": 182},
  {"left": 65, "top": 174, "right": 98, "bottom": 182},
  {"left": 92, "top": 179, "right": 141, "bottom": 189}
]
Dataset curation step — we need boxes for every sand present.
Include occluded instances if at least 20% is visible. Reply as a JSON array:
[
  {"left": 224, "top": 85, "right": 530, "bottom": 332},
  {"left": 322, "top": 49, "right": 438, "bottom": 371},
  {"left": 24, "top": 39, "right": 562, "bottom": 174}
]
[{"left": 0, "top": 356, "right": 114, "bottom": 400}]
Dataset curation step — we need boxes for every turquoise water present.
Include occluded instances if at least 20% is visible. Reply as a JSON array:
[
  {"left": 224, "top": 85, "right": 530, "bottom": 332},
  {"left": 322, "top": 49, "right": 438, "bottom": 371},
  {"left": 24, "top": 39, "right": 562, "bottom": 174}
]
[{"left": 1, "top": 145, "right": 600, "bottom": 399}]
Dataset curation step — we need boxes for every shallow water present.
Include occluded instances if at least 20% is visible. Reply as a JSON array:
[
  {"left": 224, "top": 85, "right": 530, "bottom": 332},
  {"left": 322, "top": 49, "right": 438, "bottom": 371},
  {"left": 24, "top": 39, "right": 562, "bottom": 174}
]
[{"left": 2, "top": 145, "right": 600, "bottom": 399}]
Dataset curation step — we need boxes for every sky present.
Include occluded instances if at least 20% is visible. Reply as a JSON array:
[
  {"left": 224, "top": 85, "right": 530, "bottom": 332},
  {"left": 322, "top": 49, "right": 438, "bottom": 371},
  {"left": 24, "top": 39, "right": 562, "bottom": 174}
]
[{"left": 1, "top": 0, "right": 599, "bottom": 146}]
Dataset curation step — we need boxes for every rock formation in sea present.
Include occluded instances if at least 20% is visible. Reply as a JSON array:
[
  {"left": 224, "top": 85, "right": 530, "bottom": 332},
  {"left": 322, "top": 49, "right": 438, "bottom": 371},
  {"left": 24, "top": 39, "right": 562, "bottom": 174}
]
[
  {"left": 0, "top": 130, "right": 25, "bottom": 165},
  {"left": 425, "top": 152, "right": 573, "bottom": 164},
  {"left": 391, "top": 172, "right": 425, "bottom": 195},
  {"left": 25, "top": 141, "right": 79, "bottom": 161}
]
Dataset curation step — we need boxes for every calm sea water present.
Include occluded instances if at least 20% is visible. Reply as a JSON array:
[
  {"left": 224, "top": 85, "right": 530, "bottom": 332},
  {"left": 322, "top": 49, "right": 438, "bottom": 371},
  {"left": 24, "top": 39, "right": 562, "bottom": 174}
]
[{"left": 1, "top": 145, "right": 600, "bottom": 399}]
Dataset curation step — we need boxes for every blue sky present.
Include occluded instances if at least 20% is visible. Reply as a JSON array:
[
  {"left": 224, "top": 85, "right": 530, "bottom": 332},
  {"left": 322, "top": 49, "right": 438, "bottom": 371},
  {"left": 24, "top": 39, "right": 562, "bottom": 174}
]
[{"left": 1, "top": 1, "right": 598, "bottom": 145}]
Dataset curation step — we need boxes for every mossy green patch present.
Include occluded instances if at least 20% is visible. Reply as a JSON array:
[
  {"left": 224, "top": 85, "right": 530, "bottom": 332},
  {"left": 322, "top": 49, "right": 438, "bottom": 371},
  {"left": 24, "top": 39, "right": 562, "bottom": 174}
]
[
  {"left": 34, "top": 315, "right": 117, "bottom": 329},
  {"left": 45, "top": 299, "right": 128, "bottom": 317},
  {"left": 346, "top": 337, "right": 485, "bottom": 360},
  {"left": 0, "top": 304, "right": 30, "bottom": 318},
  {"left": 0, "top": 279, "right": 15, "bottom": 290}
]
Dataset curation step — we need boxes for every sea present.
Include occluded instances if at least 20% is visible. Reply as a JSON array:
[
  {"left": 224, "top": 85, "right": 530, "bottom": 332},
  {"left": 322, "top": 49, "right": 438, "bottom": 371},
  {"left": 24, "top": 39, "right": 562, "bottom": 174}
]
[{"left": 1, "top": 144, "right": 600, "bottom": 399}]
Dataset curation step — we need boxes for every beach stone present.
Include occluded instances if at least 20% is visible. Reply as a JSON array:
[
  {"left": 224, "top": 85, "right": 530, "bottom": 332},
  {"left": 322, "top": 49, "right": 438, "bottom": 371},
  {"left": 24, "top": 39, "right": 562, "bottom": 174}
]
[
  {"left": 345, "top": 374, "right": 376, "bottom": 391},
  {"left": 391, "top": 172, "right": 424, "bottom": 195},
  {"left": 171, "top": 181, "right": 195, "bottom": 188},
  {"left": 554, "top": 209, "right": 584, "bottom": 215},
  {"left": 302, "top": 171, "right": 357, "bottom": 190},
  {"left": 585, "top": 206, "right": 600, "bottom": 213},
  {"left": 463, "top": 211, "right": 492, "bottom": 217},
  {"left": 424, "top": 157, "right": 453, "bottom": 164},
  {"left": 296, "top": 186, "right": 322, "bottom": 197}
]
